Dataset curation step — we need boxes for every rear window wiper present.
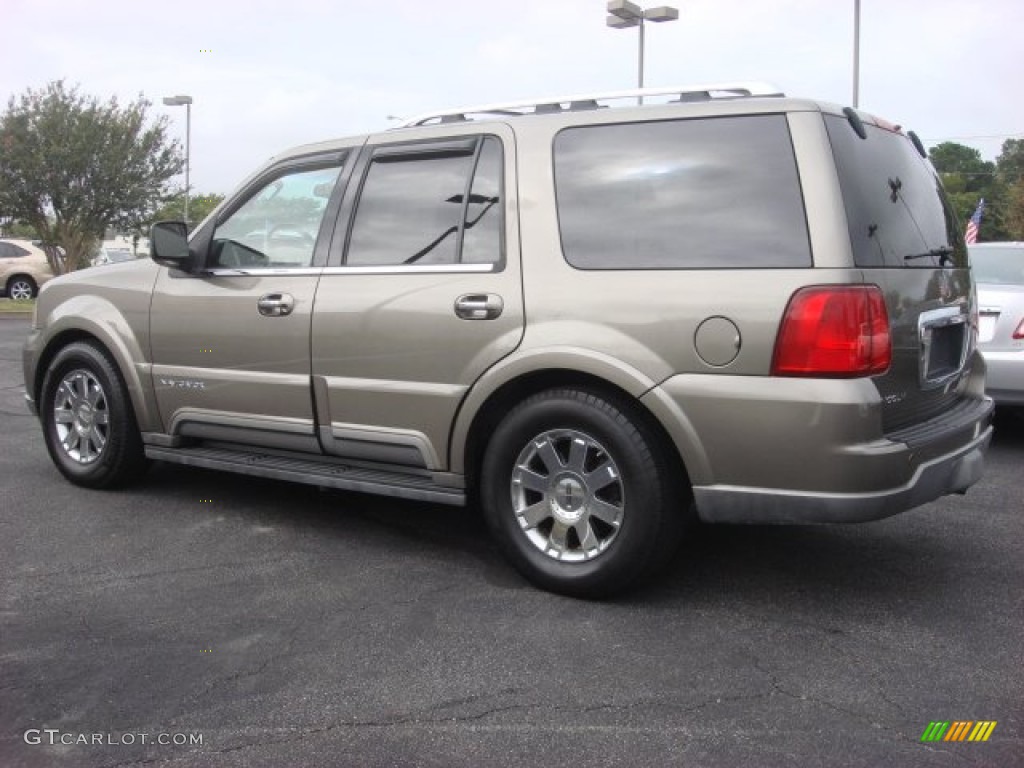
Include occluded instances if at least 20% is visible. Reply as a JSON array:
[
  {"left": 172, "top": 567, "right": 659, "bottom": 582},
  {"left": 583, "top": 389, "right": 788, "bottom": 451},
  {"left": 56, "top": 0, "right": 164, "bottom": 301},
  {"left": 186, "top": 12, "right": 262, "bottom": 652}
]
[{"left": 904, "top": 247, "right": 953, "bottom": 265}]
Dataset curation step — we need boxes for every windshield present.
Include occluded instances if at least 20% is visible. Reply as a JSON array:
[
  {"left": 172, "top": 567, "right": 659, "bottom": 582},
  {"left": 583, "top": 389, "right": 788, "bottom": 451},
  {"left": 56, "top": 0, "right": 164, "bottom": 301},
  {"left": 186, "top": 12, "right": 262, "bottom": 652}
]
[
  {"left": 968, "top": 244, "right": 1024, "bottom": 285},
  {"left": 825, "top": 115, "right": 967, "bottom": 269}
]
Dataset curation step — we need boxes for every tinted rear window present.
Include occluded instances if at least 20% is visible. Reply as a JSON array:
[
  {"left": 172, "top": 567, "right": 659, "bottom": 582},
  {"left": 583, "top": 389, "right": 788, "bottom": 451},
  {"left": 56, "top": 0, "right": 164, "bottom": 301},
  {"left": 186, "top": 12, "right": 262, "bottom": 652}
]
[
  {"left": 825, "top": 115, "right": 967, "bottom": 269},
  {"left": 553, "top": 115, "right": 811, "bottom": 269}
]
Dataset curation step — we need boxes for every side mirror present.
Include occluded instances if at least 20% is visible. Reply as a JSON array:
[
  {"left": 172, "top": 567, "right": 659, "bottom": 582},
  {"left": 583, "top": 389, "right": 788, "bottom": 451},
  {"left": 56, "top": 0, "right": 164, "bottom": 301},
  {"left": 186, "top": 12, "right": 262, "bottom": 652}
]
[{"left": 150, "top": 221, "right": 191, "bottom": 267}]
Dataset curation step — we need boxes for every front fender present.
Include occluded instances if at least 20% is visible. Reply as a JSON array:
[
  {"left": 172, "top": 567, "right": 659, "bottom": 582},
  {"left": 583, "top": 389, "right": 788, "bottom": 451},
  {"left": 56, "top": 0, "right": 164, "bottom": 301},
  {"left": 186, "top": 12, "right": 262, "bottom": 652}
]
[{"left": 29, "top": 293, "right": 161, "bottom": 432}]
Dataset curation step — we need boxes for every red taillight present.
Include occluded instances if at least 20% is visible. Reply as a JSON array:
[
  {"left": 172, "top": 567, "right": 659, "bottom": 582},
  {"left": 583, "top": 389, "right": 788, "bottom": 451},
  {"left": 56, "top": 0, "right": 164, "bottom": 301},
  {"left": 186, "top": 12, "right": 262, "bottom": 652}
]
[
  {"left": 772, "top": 286, "right": 892, "bottom": 377},
  {"left": 1014, "top": 318, "right": 1024, "bottom": 340}
]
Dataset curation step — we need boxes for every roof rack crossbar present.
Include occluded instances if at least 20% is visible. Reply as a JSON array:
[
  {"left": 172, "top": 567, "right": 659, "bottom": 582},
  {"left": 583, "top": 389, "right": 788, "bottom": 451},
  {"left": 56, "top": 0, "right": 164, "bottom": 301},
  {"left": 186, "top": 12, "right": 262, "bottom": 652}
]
[{"left": 398, "top": 82, "right": 784, "bottom": 127}]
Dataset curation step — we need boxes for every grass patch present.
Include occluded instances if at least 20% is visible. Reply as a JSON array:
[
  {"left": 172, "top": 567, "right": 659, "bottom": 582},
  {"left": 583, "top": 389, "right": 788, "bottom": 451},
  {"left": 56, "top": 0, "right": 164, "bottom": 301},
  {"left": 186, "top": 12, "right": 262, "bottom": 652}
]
[{"left": 0, "top": 298, "right": 35, "bottom": 314}]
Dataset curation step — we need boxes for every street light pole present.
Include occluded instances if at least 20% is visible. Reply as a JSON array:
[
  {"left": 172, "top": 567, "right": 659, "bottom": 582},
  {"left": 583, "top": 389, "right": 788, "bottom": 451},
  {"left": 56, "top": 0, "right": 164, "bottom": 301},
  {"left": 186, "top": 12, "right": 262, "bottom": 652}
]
[
  {"left": 606, "top": 1, "right": 679, "bottom": 105},
  {"left": 162, "top": 94, "right": 193, "bottom": 224},
  {"left": 185, "top": 100, "right": 191, "bottom": 224},
  {"left": 852, "top": 0, "right": 861, "bottom": 107},
  {"left": 638, "top": 14, "right": 645, "bottom": 92}
]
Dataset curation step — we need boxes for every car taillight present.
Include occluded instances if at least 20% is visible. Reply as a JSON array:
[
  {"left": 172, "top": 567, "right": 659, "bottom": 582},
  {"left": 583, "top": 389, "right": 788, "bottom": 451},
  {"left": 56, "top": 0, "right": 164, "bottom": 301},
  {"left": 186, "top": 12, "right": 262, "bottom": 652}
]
[
  {"left": 1014, "top": 318, "right": 1024, "bottom": 340},
  {"left": 772, "top": 285, "right": 891, "bottom": 377}
]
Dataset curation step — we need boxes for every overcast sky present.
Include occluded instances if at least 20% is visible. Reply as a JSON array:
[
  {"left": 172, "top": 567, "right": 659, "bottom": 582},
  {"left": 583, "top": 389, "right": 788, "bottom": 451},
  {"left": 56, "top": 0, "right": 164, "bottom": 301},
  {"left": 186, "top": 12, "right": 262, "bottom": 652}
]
[{"left": 4, "top": 0, "right": 1022, "bottom": 195}]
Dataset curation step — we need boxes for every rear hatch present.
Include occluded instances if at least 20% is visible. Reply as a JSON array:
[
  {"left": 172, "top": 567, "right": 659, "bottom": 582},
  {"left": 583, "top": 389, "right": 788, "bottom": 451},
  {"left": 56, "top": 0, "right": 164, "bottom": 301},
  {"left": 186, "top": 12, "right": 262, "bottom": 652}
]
[{"left": 824, "top": 112, "right": 977, "bottom": 432}]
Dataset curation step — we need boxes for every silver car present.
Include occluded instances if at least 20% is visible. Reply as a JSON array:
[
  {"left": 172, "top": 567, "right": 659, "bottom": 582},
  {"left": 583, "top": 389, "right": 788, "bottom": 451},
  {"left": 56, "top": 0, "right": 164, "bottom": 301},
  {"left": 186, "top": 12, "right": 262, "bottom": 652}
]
[
  {"left": 23, "top": 83, "right": 995, "bottom": 597},
  {"left": 970, "top": 242, "right": 1024, "bottom": 406}
]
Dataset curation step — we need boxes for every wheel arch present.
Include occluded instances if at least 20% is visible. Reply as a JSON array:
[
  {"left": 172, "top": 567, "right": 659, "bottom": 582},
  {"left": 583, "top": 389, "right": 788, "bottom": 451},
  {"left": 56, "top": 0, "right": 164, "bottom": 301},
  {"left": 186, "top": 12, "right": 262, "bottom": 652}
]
[
  {"left": 32, "top": 316, "right": 160, "bottom": 433},
  {"left": 6, "top": 273, "right": 38, "bottom": 297},
  {"left": 454, "top": 361, "right": 696, "bottom": 506}
]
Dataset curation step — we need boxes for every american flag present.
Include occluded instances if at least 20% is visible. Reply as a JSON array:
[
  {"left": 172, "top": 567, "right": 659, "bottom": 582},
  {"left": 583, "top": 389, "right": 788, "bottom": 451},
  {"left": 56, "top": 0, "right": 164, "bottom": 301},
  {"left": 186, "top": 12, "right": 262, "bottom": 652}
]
[{"left": 964, "top": 198, "right": 985, "bottom": 245}]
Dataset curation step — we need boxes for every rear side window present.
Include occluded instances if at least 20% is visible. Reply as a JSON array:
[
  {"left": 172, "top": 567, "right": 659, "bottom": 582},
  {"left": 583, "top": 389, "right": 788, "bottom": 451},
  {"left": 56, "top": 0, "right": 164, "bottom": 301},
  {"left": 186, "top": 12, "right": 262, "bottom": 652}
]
[
  {"left": 553, "top": 115, "right": 811, "bottom": 269},
  {"left": 825, "top": 115, "right": 967, "bottom": 269},
  {"left": 347, "top": 136, "right": 503, "bottom": 267},
  {"left": 461, "top": 138, "right": 503, "bottom": 264},
  {"left": 0, "top": 242, "right": 30, "bottom": 258}
]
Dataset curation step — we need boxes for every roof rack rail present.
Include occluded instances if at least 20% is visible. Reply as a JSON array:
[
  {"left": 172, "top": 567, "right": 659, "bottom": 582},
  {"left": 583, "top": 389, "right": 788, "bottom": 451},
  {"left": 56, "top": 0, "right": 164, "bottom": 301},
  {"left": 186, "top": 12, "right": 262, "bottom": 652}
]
[{"left": 397, "top": 82, "right": 784, "bottom": 127}]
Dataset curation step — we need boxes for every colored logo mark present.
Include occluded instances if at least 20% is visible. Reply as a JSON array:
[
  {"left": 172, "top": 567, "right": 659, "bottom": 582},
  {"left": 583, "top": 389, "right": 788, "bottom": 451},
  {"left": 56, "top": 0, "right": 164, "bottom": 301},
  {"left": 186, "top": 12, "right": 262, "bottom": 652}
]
[{"left": 921, "top": 721, "right": 997, "bottom": 742}]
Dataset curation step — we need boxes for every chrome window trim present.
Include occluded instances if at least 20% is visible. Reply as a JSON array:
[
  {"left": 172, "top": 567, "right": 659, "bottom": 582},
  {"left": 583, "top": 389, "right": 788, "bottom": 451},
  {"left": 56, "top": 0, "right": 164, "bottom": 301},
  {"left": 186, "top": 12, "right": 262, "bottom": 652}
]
[
  {"left": 203, "top": 268, "right": 322, "bottom": 277},
  {"left": 202, "top": 263, "right": 497, "bottom": 278},
  {"left": 322, "top": 264, "right": 497, "bottom": 275}
]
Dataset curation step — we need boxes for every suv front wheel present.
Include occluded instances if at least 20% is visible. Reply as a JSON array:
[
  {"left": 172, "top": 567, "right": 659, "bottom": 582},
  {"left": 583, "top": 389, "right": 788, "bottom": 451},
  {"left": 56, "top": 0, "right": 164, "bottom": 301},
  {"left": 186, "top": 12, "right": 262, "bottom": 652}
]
[
  {"left": 40, "top": 341, "right": 148, "bottom": 488},
  {"left": 481, "top": 388, "right": 687, "bottom": 598}
]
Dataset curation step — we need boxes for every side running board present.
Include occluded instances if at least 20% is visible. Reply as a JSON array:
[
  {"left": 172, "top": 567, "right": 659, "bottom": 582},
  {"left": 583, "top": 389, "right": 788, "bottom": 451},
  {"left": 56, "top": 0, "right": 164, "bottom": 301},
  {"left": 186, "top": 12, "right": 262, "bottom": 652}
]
[{"left": 144, "top": 445, "right": 465, "bottom": 506}]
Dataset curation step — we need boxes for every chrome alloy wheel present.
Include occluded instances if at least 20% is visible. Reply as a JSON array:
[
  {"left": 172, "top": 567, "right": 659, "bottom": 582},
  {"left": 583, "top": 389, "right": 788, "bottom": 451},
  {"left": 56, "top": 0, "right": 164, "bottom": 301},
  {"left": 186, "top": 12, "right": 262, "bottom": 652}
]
[
  {"left": 8, "top": 279, "right": 34, "bottom": 300},
  {"left": 510, "top": 429, "right": 625, "bottom": 562},
  {"left": 52, "top": 369, "right": 110, "bottom": 464}
]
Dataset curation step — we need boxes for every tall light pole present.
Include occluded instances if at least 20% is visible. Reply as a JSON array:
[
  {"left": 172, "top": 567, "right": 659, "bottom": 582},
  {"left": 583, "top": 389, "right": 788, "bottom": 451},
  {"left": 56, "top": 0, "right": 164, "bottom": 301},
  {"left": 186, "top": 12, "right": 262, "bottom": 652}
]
[
  {"left": 162, "top": 94, "right": 193, "bottom": 224},
  {"left": 852, "top": 0, "right": 861, "bottom": 107},
  {"left": 606, "top": 1, "right": 679, "bottom": 105},
  {"left": 851, "top": 0, "right": 860, "bottom": 108}
]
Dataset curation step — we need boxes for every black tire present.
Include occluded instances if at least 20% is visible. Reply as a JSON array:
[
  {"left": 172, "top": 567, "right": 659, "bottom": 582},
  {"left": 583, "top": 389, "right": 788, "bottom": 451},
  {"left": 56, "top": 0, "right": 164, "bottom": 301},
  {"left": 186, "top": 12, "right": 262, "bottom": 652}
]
[
  {"left": 480, "top": 388, "right": 688, "bottom": 598},
  {"left": 40, "top": 341, "right": 148, "bottom": 489},
  {"left": 6, "top": 275, "right": 37, "bottom": 300}
]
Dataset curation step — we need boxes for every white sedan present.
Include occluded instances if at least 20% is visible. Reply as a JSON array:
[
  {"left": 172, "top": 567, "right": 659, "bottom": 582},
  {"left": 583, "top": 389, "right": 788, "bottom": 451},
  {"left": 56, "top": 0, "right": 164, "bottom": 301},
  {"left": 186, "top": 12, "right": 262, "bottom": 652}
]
[{"left": 970, "top": 242, "right": 1024, "bottom": 407}]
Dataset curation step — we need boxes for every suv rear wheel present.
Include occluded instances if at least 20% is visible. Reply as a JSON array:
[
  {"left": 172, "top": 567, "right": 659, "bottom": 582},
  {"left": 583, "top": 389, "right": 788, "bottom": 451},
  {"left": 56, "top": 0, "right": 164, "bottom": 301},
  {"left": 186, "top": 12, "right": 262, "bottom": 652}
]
[
  {"left": 481, "top": 388, "right": 687, "bottom": 598},
  {"left": 40, "top": 341, "right": 148, "bottom": 488}
]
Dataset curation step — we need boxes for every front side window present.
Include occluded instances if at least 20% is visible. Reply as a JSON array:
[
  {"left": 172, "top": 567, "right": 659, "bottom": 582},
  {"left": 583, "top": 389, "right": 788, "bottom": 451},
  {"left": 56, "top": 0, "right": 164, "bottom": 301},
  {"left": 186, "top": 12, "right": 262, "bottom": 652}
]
[
  {"left": 554, "top": 115, "right": 811, "bottom": 269},
  {"left": 346, "top": 136, "right": 503, "bottom": 267},
  {"left": 211, "top": 162, "right": 343, "bottom": 269}
]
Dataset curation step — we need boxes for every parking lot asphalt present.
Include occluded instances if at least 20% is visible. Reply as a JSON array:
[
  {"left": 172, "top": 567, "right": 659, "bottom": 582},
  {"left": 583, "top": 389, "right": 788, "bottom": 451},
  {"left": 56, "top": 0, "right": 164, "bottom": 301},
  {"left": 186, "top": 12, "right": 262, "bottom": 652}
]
[{"left": 0, "top": 314, "right": 1021, "bottom": 768}]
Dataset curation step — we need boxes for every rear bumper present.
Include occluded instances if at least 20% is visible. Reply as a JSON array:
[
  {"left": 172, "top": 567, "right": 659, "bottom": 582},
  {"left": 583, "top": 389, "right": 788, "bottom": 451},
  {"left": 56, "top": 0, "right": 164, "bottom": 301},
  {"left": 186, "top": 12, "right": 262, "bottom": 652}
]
[
  {"left": 693, "top": 422, "right": 991, "bottom": 523},
  {"left": 642, "top": 373, "right": 994, "bottom": 524},
  {"left": 981, "top": 348, "right": 1024, "bottom": 405}
]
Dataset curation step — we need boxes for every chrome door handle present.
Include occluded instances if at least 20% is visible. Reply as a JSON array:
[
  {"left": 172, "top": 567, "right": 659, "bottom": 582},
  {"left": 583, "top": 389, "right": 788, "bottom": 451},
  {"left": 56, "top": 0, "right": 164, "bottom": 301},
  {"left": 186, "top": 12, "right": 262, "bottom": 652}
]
[
  {"left": 454, "top": 293, "right": 503, "bottom": 320},
  {"left": 257, "top": 293, "right": 295, "bottom": 317}
]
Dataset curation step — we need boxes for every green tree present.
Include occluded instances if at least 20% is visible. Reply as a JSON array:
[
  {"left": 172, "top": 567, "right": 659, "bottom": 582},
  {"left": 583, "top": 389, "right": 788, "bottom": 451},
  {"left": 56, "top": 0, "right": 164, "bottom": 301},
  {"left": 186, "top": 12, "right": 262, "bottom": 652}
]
[
  {"left": 929, "top": 142, "right": 994, "bottom": 190},
  {"left": 1006, "top": 184, "right": 1024, "bottom": 240},
  {"left": 996, "top": 139, "right": 1024, "bottom": 239},
  {"left": 995, "top": 138, "right": 1024, "bottom": 181},
  {"left": 151, "top": 192, "right": 225, "bottom": 230},
  {"left": 118, "top": 191, "right": 226, "bottom": 247},
  {"left": 0, "top": 218, "right": 39, "bottom": 238},
  {"left": 929, "top": 141, "right": 1008, "bottom": 241},
  {"left": 0, "top": 81, "right": 183, "bottom": 272}
]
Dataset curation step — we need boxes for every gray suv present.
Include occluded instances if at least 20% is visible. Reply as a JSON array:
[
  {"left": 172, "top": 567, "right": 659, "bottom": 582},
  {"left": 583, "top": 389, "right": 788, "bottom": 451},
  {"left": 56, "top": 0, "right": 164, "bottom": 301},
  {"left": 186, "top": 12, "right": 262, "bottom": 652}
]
[{"left": 23, "top": 83, "right": 994, "bottom": 597}]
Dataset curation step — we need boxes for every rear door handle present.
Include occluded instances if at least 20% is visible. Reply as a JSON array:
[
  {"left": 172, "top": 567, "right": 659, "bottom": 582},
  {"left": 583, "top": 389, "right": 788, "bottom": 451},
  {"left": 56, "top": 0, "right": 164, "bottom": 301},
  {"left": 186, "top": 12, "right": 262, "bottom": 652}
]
[
  {"left": 257, "top": 293, "right": 295, "bottom": 317},
  {"left": 454, "top": 293, "right": 503, "bottom": 320}
]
